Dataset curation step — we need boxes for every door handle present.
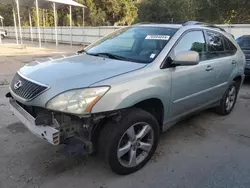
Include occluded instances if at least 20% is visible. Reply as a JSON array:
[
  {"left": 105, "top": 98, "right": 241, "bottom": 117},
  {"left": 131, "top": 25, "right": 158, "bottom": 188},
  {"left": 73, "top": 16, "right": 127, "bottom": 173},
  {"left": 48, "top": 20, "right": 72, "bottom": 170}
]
[
  {"left": 206, "top": 65, "right": 213, "bottom": 71},
  {"left": 232, "top": 60, "right": 237, "bottom": 65}
]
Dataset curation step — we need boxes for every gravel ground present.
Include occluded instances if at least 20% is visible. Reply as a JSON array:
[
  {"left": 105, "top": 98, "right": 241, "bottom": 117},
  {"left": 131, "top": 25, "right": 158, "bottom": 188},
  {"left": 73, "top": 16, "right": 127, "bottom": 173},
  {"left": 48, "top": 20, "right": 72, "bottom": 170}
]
[{"left": 0, "top": 41, "right": 250, "bottom": 188}]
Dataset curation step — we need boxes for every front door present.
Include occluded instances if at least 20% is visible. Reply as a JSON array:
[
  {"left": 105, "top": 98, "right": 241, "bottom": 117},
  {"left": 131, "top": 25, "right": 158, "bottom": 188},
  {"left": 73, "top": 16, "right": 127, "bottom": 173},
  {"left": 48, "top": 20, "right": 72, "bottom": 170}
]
[{"left": 168, "top": 30, "right": 216, "bottom": 118}]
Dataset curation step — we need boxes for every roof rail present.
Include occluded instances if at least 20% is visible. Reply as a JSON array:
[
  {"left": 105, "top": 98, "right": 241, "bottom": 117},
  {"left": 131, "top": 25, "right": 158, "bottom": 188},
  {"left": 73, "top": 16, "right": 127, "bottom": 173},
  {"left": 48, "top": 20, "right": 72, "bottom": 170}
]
[
  {"left": 204, "top": 25, "right": 226, "bottom": 32},
  {"left": 133, "top": 22, "right": 158, "bottom": 25},
  {"left": 182, "top": 21, "right": 226, "bottom": 32},
  {"left": 182, "top": 21, "right": 202, "bottom": 26}
]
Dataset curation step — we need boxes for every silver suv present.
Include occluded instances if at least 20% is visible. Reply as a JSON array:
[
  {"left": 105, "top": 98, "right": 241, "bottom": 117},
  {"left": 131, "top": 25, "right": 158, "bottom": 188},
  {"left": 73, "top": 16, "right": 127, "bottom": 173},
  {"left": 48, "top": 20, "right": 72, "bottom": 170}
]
[{"left": 7, "top": 22, "right": 245, "bottom": 175}]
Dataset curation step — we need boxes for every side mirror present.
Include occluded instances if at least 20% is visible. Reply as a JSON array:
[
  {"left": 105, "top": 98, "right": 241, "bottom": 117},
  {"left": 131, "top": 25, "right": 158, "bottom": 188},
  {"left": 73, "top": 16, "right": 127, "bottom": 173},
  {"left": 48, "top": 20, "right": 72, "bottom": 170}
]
[{"left": 173, "top": 51, "right": 199, "bottom": 66}]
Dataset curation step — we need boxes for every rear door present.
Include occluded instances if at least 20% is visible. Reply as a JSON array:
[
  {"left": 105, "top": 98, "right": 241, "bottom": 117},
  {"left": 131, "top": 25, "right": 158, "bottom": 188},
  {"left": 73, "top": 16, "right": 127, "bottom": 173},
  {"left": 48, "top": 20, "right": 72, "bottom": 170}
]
[{"left": 204, "top": 30, "right": 237, "bottom": 99}]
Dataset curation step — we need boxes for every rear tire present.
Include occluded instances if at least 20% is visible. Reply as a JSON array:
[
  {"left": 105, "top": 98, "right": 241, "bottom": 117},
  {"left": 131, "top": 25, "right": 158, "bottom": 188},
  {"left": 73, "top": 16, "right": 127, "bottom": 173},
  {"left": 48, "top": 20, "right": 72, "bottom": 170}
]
[
  {"left": 98, "top": 108, "right": 160, "bottom": 175},
  {"left": 216, "top": 81, "right": 239, "bottom": 115}
]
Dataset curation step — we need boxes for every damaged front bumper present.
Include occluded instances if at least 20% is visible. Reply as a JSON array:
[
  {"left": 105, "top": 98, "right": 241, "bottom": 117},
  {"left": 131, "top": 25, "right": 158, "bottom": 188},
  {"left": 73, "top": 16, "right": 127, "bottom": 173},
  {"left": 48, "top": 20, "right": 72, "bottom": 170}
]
[
  {"left": 9, "top": 99, "right": 60, "bottom": 145},
  {"left": 7, "top": 93, "right": 121, "bottom": 154}
]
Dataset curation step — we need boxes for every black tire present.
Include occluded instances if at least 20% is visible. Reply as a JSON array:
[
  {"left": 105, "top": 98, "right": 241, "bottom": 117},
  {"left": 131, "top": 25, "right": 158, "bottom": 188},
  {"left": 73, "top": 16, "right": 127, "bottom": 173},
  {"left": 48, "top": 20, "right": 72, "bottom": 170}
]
[
  {"left": 216, "top": 81, "right": 239, "bottom": 115},
  {"left": 1, "top": 34, "right": 4, "bottom": 40},
  {"left": 98, "top": 108, "right": 160, "bottom": 175}
]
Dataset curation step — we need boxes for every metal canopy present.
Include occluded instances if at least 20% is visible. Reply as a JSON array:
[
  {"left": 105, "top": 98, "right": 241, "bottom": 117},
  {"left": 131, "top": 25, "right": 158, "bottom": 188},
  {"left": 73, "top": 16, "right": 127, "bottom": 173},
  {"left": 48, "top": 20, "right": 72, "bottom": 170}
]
[
  {"left": 45, "top": 0, "right": 86, "bottom": 8},
  {"left": 45, "top": 0, "right": 86, "bottom": 47},
  {"left": 0, "top": 0, "right": 86, "bottom": 47}
]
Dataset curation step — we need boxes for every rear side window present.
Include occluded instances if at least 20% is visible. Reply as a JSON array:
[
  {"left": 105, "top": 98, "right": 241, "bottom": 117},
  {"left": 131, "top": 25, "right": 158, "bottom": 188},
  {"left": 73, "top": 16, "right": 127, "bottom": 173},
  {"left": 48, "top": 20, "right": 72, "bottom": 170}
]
[
  {"left": 205, "top": 30, "right": 237, "bottom": 59},
  {"left": 173, "top": 30, "right": 207, "bottom": 61},
  {"left": 207, "top": 31, "right": 224, "bottom": 52}
]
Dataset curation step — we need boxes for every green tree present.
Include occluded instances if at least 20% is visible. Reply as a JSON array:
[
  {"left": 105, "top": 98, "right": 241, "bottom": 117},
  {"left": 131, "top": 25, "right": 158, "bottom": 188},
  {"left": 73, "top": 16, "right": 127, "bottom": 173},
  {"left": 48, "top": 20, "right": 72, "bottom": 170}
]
[
  {"left": 75, "top": 0, "right": 107, "bottom": 26},
  {"left": 0, "top": 4, "right": 13, "bottom": 26},
  {"left": 137, "top": 0, "right": 250, "bottom": 24},
  {"left": 202, "top": 0, "right": 250, "bottom": 23},
  {"left": 137, "top": 0, "right": 192, "bottom": 23},
  {"left": 114, "top": 0, "right": 138, "bottom": 25},
  {"left": 95, "top": 0, "right": 138, "bottom": 25}
]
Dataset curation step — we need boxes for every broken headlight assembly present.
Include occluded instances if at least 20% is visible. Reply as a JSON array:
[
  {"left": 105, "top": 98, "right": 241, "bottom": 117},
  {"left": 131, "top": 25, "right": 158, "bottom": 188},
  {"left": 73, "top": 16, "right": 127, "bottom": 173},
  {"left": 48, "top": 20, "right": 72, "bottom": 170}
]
[{"left": 46, "top": 87, "right": 110, "bottom": 115}]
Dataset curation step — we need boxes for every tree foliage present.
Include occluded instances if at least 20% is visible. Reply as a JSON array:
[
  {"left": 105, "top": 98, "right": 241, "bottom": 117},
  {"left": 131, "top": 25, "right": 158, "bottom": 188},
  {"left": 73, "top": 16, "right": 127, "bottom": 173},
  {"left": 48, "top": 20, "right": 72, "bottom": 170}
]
[
  {"left": 0, "top": 4, "right": 14, "bottom": 26},
  {"left": 95, "top": 0, "right": 138, "bottom": 25},
  {"left": 137, "top": 0, "right": 250, "bottom": 24}
]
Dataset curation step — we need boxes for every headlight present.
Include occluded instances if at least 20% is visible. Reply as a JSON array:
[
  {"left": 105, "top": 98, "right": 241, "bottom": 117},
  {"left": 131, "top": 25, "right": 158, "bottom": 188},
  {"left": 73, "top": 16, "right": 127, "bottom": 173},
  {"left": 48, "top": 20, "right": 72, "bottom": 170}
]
[{"left": 46, "top": 87, "right": 110, "bottom": 114}]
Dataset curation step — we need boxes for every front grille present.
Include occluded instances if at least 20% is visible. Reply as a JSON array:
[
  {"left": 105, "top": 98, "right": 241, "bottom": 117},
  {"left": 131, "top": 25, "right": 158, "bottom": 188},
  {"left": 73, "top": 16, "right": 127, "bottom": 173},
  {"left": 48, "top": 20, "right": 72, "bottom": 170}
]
[{"left": 10, "top": 73, "right": 48, "bottom": 101}]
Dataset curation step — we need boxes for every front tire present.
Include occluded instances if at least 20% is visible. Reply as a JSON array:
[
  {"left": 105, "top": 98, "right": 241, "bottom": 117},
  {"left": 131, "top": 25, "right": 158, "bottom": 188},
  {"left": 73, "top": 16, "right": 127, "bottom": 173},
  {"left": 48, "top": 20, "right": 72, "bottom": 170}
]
[
  {"left": 216, "top": 81, "right": 239, "bottom": 115},
  {"left": 1, "top": 34, "right": 4, "bottom": 40},
  {"left": 98, "top": 108, "right": 160, "bottom": 175}
]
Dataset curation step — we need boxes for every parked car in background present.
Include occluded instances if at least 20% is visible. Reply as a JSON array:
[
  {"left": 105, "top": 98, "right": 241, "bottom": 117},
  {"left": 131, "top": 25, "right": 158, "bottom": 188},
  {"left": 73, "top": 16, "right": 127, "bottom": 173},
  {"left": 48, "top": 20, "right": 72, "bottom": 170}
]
[
  {"left": 7, "top": 21, "right": 245, "bottom": 175},
  {"left": 0, "top": 28, "right": 7, "bottom": 40},
  {"left": 236, "top": 35, "right": 250, "bottom": 76}
]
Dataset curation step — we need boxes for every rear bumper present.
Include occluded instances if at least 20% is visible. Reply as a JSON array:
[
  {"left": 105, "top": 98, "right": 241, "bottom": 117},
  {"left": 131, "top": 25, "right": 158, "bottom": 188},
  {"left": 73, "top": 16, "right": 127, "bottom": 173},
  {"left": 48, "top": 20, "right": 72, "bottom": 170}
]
[{"left": 9, "top": 99, "right": 60, "bottom": 146}]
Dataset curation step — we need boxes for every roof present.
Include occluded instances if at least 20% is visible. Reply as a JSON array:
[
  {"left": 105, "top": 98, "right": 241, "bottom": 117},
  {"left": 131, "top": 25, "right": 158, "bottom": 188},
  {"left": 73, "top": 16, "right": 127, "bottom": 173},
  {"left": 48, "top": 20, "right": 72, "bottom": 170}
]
[{"left": 134, "top": 21, "right": 229, "bottom": 33}]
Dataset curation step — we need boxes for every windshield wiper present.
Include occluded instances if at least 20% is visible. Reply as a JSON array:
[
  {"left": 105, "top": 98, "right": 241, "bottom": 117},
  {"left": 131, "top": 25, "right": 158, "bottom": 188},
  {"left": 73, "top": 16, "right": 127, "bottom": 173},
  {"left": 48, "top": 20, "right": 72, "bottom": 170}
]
[
  {"left": 77, "top": 49, "right": 88, "bottom": 54},
  {"left": 84, "top": 52, "right": 148, "bottom": 64},
  {"left": 89, "top": 52, "right": 127, "bottom": 60}
]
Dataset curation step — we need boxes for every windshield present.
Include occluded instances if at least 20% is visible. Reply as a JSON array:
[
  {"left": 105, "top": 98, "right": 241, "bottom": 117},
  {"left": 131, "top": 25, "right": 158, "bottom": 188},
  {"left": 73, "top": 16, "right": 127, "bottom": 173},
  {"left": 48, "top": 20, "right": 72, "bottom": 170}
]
[{"left": 85, "top": 26, "right": 178, "bottom": 64}]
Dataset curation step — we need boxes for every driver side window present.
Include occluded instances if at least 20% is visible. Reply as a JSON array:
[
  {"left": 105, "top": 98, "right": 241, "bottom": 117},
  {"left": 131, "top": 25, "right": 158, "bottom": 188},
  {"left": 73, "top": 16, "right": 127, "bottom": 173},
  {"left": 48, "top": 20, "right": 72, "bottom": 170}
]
[{"left": 174, "top": 30, "right": 207, "bottom": 61}]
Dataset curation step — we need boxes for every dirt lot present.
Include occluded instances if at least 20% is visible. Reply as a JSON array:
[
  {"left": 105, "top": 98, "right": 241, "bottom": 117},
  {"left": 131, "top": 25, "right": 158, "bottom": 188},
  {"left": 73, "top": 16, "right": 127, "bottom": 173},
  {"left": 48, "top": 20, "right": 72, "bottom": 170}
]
[{"left": 0, "top": 41, "right": 250, "bottom": 188}]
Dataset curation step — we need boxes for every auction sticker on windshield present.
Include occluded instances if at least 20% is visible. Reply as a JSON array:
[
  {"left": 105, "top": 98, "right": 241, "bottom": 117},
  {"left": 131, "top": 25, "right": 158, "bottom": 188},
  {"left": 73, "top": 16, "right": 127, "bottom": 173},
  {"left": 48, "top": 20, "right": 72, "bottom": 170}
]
[
  {"left": 150, "top": 54, "right": 156, "bottom": 58},
  {"left": 145, "top": 35, "right": 170, "bottom": 40}
]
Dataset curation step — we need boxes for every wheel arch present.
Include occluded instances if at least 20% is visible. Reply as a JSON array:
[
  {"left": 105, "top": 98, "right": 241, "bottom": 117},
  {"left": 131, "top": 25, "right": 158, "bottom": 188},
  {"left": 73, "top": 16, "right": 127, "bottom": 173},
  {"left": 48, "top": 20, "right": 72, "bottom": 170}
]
[
  {"left": 233, "top": 75, "right": 243, "bottom": 86},
  {"left": 133, "top": 98, "right": 164, "bottom": 131}
]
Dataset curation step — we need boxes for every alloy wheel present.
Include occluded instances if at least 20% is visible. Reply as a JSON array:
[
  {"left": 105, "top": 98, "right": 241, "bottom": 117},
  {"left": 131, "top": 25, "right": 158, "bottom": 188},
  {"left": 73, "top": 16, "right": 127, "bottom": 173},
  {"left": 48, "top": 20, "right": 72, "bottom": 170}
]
[
  {"left": 117, "top": 122, "right": 154, "bottom": 168},
  {"left": 225, "top": 85, "right": 237, "bottom": 111}
]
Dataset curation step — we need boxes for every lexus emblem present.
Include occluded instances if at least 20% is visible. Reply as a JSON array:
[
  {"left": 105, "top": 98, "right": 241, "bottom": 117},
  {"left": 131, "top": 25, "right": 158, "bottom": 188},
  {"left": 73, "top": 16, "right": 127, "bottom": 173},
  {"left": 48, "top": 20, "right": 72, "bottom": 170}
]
[{"left": 14, "top": 80, "right": 22, "bottom": 90}]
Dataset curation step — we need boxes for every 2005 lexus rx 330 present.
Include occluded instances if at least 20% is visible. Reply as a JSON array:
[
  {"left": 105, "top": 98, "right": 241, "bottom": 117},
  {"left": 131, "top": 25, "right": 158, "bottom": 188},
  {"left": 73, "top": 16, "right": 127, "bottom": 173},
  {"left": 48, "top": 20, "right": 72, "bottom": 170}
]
[{"left": 7, "top": 21, "right": 245, "bottom": 175}]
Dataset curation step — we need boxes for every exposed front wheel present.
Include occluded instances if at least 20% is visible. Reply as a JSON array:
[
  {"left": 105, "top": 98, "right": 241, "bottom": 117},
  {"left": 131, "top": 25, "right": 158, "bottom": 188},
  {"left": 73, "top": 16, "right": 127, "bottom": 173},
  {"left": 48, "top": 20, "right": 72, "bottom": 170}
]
[
  {"left": 216, "top": 81, "right": 239, "bottom": 115},
  {"left": 98, "top": 108, "right": 160, "bottom": 175}
]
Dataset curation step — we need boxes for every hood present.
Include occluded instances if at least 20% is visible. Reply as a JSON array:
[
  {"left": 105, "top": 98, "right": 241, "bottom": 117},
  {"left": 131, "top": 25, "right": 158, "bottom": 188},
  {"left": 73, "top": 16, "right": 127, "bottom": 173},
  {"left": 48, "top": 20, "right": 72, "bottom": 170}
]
[{"left": 19, "top": 53, "right": 146, "bottom": 90}]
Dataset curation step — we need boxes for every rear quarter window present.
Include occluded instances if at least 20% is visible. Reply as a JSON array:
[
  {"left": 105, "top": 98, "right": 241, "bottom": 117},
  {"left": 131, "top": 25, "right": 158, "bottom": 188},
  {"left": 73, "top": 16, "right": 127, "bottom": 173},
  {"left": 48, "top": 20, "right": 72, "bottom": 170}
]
[{"left": 223, "top": 36, "right": 237, "bottom": 55}]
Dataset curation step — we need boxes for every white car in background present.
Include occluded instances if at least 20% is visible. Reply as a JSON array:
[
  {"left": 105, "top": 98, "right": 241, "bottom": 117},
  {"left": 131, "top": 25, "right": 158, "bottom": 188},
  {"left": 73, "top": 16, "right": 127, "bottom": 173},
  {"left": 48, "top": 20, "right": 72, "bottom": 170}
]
[{"left": 0, "top": 29, "right": 7, "bottom": 40}]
